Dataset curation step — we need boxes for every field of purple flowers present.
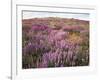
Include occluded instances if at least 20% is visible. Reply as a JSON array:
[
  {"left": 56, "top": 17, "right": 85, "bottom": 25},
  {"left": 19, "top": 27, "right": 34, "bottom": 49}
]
[{"left": 22, "top": 17, "right": 89, "bottom": 69}]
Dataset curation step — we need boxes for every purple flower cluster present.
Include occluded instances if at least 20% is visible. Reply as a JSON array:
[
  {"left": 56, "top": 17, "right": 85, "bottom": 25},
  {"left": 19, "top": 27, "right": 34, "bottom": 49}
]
[
  {"left": 22, "top": 22, "right": 89, "bottom": 69},
  {"left": 31, "top": 24, "right": 52, "bottom": 33}
]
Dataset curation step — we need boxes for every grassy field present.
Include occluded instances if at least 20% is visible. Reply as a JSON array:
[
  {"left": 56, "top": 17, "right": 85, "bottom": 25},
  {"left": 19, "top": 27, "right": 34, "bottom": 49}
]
[{"left": 22, "top": 17, "right": 89, "bottom": 69}]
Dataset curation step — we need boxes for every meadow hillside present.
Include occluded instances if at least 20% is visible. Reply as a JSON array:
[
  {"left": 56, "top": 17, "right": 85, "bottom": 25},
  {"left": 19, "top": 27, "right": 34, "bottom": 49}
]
[{"left": 22, "top": 17, "right": 89, "bottom": 69}]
